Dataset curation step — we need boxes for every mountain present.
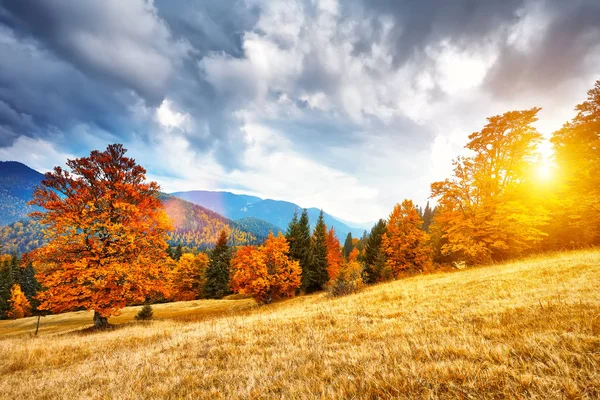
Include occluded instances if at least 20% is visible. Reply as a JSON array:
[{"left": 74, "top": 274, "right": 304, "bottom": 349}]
[
  {"left": 0, "top": 162, "right": 280, "bottom": 253},
  {"left": 170, "top": 190, "right": 365, "bottom": 239},
  {"left": 0, "top": 161, "right": 45, "bottom": 226}
]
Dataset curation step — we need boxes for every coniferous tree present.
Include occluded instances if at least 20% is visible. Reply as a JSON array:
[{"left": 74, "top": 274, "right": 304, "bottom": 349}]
[
  {"left": 363, "top": 219, "right": 388, "bottom": 283},
  {"left": 304, "top": 211, "right": 328, "bottom": 292},
  {"left": 343, "top": 233, "right": 353, "bottom": 260},
  {"left": 422, "top": 201, "right": 434, "bottom": 233},
  {"left": 288, "top": 209, "right": 313, "bottom": 290},
  {"left": 204, "top": 230, "right": 231, "bottom": 299},
  {"left": 20, "top": 262, "right": 41, "bottom": 312},
  {"left": 173, "top": 244, "right": 183, "bottom": 262},
  {"left": 0, "top": 257, "right": 14, "bottom": 319}
]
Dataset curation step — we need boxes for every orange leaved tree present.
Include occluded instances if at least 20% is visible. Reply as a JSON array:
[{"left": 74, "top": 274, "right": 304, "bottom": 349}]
[
  {"left": 382, "top": 199, "right": 431, "bottom": 277},
  {"left": 170, "top": 252, "right": 209, "bottom": 301},
  {"left": 430, "top": 109, "right": 547, "bottom": 263},
  {"left": 7, "top": 284, "right": 31, "bottom": 319},
  {"left": 325, "top": 227, "right": 343, "bottom": 282},
  {"left": 230, "top": 231, "right": 301, "bottom": 304},
  {"left": 28, "top": 144, "right": 173, "bottom": 327}
]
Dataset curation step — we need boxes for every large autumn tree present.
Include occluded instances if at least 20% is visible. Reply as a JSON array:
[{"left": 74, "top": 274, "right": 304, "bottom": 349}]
[
  {"left": 549, "top": 80, "right": 600, "bottom": 247},
  {"left": 230, "top": 231, "right": 301, "bottom": 304},
  {"left": 28, "top": 144, "right": 172, "bottom": 327},
  {"left": 382, "top": 200, "right": 431, "bottom": 277},
  {"left": 431, "top": 109, "right": 548, "bottom": 264}
]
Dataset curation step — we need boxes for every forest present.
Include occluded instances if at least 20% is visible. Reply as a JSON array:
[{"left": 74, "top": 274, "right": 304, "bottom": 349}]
[{"left": 0, "top": 80, "right": 599, "bottom": 324}]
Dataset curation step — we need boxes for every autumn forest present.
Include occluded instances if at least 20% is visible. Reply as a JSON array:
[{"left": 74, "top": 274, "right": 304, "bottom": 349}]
[{"left": 0, "top": 80, "right": 597, "bottom": 327}]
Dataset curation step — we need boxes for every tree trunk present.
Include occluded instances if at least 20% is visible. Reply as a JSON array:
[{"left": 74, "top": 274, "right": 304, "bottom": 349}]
[{"left": 93, "top": 311, "right": 109, "bottom": 328}]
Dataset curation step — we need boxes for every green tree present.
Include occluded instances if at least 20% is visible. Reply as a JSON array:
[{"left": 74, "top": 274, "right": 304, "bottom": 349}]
[
  {"left": 287, "top": 209, "right": 312, "bottom": 290},
  {"left": 173, "top": 244, "right": 183, "bottom": 261},
  {"left": 343, "top": 233, "right": 353, "bottom": 260},
  {"left": 363, "top": 219, "right": 387, "bottom": 283},
  {"left": 203, "top": 230, "right": 231, "bottom": 299},
  {"left": 304, "top": 211, "right": 328, "bottom": 292}
]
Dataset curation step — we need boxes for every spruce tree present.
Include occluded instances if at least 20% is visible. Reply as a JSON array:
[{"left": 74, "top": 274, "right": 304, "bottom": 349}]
[
  {"left": 0, "top": 258, "right": 14, "bottom": 319},
  {"left": 343, "top": 233, "right": 353, "bottom": 260},
  {"left": 204, "top": 230, "right": 231, "bottom": 299},
  {"left": 304, "top": 211, "right": 328, "bottom": 292},
  {"left": 363, "top": 219, "right": 388, "bottom": 283},
  {"left": 20, "top": 262, "right": 41, "bottom": 312},
  {"left": 422, "top": 201, "right": 434, "bottom": 233},
  {"left": 286, "top": 210, "right": 299, "bottom": 256},
  {"left": 289, "top": 209, "right": 313, "bottom": 291},
  {"left": 173, "top": 244, "right": 183, "bottom": 261}
]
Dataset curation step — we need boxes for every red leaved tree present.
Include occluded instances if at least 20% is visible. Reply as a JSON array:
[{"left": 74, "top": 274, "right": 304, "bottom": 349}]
[{"left": 28, "top": 144, "right": 173, "bottom": 327}]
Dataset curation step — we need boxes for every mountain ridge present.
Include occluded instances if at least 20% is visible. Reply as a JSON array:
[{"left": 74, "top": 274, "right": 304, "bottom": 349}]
[{"left": 171, "top": 190, "right": 365, "bottom": 239}]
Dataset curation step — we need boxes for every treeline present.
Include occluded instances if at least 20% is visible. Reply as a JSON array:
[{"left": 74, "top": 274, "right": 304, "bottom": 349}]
[{"left": 0, "top": 254, "right": 40, "bottom": 319}]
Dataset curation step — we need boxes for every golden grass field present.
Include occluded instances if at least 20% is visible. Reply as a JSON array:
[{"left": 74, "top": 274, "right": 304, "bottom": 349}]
[{"left": 1, "top": 249, "right": 599, "bottom": 399}]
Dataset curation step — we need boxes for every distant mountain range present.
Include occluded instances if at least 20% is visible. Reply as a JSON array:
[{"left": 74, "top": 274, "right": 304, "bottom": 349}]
[
  {"left": 171, "top": 190, "right": 366, "bottom": 240},
  {"left": 0, "top": 162, "right": 280, "bottom": 253},
  {"left": 0, "top": 161, "right": 43, "bottom": 226}
]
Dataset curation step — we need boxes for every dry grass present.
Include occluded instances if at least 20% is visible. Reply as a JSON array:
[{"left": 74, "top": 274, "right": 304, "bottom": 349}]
[{"left": 1, "top": 249, "right": 599, "bottom": 399}]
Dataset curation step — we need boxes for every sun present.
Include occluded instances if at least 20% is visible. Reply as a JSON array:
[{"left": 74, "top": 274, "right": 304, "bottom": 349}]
[{"left": 535, "top": 161, "right": 553, "bottom": 181}]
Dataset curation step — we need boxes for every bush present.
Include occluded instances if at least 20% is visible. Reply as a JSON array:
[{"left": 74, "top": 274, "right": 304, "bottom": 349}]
[
  {"left": 328, "top": 260, "right": 364, "bottom": 297},
  {"left": 135, "top": 304, "right": 153, "bottom": 321}
]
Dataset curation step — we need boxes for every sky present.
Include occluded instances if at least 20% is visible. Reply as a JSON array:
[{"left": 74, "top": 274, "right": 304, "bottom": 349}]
[{"left": 0, "top": 0, "right": 599, "bottom": 223}]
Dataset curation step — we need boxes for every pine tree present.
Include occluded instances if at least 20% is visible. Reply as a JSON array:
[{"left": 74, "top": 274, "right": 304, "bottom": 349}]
[
  {"left": 343, "top": 233, "right": 353, "bottom": 260},
  {"left": 135, "top": 304, "right": 154, "bottom": 321},
  {"left": 204, "top": 230, "right": 231, "bottom": 299},
  {"left": 304, "top": 211, "right": 328, "bottom": 293},
  {"left": 173, "top": 244, "right": 183, "bottom": 261},
  {"left": 422, "top": 201, "right": 434, "bottom": 233},
  {"left": 20, "top": 262, "right": 41, "bottom": 312},
  {"left": 288, "top": 209, "right": 313, "bottom": 291},
  {"left": 363, "top": 219, "right": 387, "bottom": 283},
  {"left": 0, "top": 256, "right": 14, "bottom": 319}
]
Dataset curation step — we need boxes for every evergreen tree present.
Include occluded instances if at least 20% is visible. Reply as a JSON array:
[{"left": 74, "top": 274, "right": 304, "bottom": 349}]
[
  {"left": 166, "top": 245, "right": 174, "bottom": 260},
  {"left": 204, "top": 230, "right": 231, "bottom": 299},
  {"left": 20, "top": 262, "right": 41, "bottom": 312},
  {"left": 173, "top": 244, "right": 183, "bottom": 261},
  {"left": 422, "top": 201, "right": 434, "bottom": 233},
  {"left": 304, "top": 211, "right": 328, "bottom": 292},
  {"left": 363, "top": 219, "right": 388, "bottom": 283},
  {"left": 343, "top": 233, "right": 353, "bottom": 260},
  {"left": 288, "top": 209, "right": 313, "bottom": 290},
  {"left": 0, "top": 257, "right": 14, "bottom": 319}
]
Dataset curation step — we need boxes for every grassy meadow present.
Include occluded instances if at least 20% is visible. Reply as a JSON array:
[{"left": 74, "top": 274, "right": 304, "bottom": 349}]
[{"left": 1, "top": 249, "right": 600, "bottom": 399}]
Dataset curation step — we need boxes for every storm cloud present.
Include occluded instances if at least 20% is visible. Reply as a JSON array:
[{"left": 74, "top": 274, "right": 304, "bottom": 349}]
[{"left": 0, "top": 0, "right": 598, "bottom": 221}]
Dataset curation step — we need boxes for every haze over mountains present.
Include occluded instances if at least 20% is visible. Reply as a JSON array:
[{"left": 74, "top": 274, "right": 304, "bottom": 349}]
[
  {"left": 171, "top": 190, "right": 366, "bottom": 240},
  {"left": 0, "top": 162, "right": 367, "bottom": 253}
]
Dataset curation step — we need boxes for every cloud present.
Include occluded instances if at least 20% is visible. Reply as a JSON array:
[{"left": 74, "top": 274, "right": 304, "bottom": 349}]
[{"left": 0, "top": 0, "right": 599, "bottom": 221}]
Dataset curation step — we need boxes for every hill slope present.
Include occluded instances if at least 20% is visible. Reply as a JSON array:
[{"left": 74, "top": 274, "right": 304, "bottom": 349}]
[
  {"left": 0, "top": 162, "right": 281, "bottom": 252},
  {"left": 172, "top": 190, "right": 366, "bottom": 239},
  {"left": 0, "top": 161, "right": 45, "bottom": 226},
  {"left": 2, "top": 249, "right": 599, "bottom": 398}
]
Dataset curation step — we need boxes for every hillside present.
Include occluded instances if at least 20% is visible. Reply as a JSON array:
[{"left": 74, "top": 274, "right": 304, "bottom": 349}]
[
  {"left": 0, "top": 163, "right": 282, "bottom": 252},
  {"left": 172, "top": 190, "right": 366, "bottom": 239},
  {"left": 2, "top": 249, "right": 599, "bottom": 398},
  {"left": 0, "top": 161, "right": 45, "bottom": 226}
]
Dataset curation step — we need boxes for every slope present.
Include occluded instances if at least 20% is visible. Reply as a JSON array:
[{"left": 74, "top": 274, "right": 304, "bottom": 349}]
[
  {"left": 0, "top": 161, "right": 45, "bottom": 226},
  {"left": 171, "top": 190, "right": 366, "bottom": 239},
  {"left": 1, "top": 249, "right": 599, "bottom": 398}
]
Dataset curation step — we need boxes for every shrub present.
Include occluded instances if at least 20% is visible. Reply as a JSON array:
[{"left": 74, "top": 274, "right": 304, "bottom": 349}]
[
  {"left": 135, "top": 304, "right": 154, "bottom": 321},
  {"left": 328, "top": 260, "right": 364, "bottom": 297}
]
